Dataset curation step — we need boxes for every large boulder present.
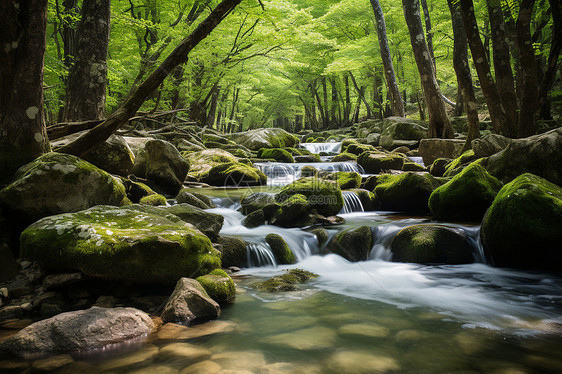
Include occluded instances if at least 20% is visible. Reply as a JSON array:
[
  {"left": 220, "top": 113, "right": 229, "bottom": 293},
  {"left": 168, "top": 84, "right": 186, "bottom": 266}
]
[
  {"left": 373, "top": 173, "right": 444, "bottom": 214},
  {"left": 481, "top": 127, "right": 562, "bottom": 186},
  {"left": 471, "top": 133, "right": 511, "bottom": 158},
  {"left": 218, "top": 236, "right": 248, "bottom": 268},
  {"left": 0, "top": 306, "right": 153, "bottom": 353},
  {"left": 241, "top": 192, "right": 276, "bottom": 215},
  {"left": 0, "top": 153, "right": 127, "bottom": 225},
  {"left": 481, "top": 173, "right": 562, "bottom": 271},
  {"left": 272, "top": 194, "right": 313, "bottom": 227},
  {"left": 443, "top": 150, "right": 479, "bottom": 177},
  {"left": 429, "top": 163, "right": 503, "bottom": 221},
  {"left": 52, "top": 132, "right": 135, "bottom": 176},
  {"left": 226, "top": 128, "right": 298, "bottom": 151},
  {"left": 132, "top": 139, "right": 189, "bottom": 195},
  {"left": 391, "top": 225, "right": 474, "bottom": 264},
  {"left": 183, "top": 149, "right": 238, "bottom": 180},
  {"left": 328, "top": 226, "right": 373, "bottom": 262},
  {"left": 276, "top": 177, "right": 344, "bottom": 217},
  {"left": 418, "top": 138, "right": 465, "bottom": 166},
  {"left": 257, "top": 148, "right": 294, "bottom": 163},
  {"left": 357, "top": 151, "right": 405, "bottom": 174},
  {"left": 20, "top": 205, "right": 221, "bottom": 284},
  {"left": 201, "top": 162, "right": 267, "bottom": 187},
  {"left": 162, "top": 204, "right": 224, "bottom": 242},
  {"left": 265, "top": 233, "right": 297, "bottom": 264},
  {"left": 326, "top": 172, "right": 362, "bottom": 190},
  {"left": 379, "top": 117, "right": 428, "bottom": 149},
  {"left": 160, "top": 278, "right": 220, "bottom": 323}
]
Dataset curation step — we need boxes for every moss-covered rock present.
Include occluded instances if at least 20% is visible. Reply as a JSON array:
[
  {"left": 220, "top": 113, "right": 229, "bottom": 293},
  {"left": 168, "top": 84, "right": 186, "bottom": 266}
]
[
  {"left": 241, "top": 192, "right": 276, "bottom": 215},
  {"left": 265, "top": 234, "right": 297, "bottom": 264},
  {"left": 139, "top": 194, "right": 167, "bottom": 206},
  {"left": 163, "top": 204, "right": 224, "bottom": 242},
  {"left": 358, "top": 151, "right": 405, "bottom": 174},
  {"left": 373, "top": 172, "right": 444, "bottom": 214},
  {"left": 176, "top": 189, "right": 214, "bottom": 209},
  {"left": 348, "top": 189, "right": 378, "bottom": 211},
  {"left": 341, "top": 139, "right": 359, "bottom": 152},
  {"left": 227, "top": 128, "right": 298, "bottom": 151},
  {"left": 429, "top": 163, "right": 503, "bottom": 221},
  {"left": 196, "top": 269, "right": 236, "bottom": 304},
  {"left": 305, "top": 227, "right": 329, "bottom": 248},
  {"left": 327, "top": 172, "right": 362, "bottom": 190},
  {"left": 255, "top": 269, "right": 318, "bottom": 292},
  {"left": 331, "top": 152, "right": 357, "bottom": 162},
  {"left": 218, "top": 236, "right": 248, "bottom": 268},
  {"left": 132, "top": 139, "right": 189, "bottom": 195},
  {"left": 300, "top": 166, "right": 318, "bottom": 178},
  {"left": 481, "top": 173, "right": 562, "bottom": 271},
  {"left": 257, "top": 148, "right": 295, "bottom": 163},
  {"left": 346, "top": 143, "right": 376, "bottom": 156},
  {"left": 401, "top": 162, "right": 426, "bottom": 172},
  {"left": 0, "top": 153, "right": 127, "bottom": 225},
  {"left": 272, "top": 194, "right": 314, "bottom": 227},
  {"left": 328, "top": 226, "right": 373, "bottom": 262},
  {"left": 276, "top": 177, "right": 344, "bottom": 217},
  {"left": 183, "top": 149, "right": 238, "bottom": 180},
  {"left": 243, "top": 209, "right": 266, "bottom": 228},
  {"left": 380, "top": 117, "right": 428, "bottom": 149},
  {"left": 122, "top": 179, "right": 157, "bottom": 203},
  {"left": 20, "top": 205, "right": 221, "bottom": 284},
  {"left": 391, "top": 225, "right": 474, "bottom": 264},
  {"left": 202, "top": 162, "right": 267, "bottom": 187},
  {"left": 429, "top": 158, "right": 452, "bottom": 177},
  {"left": 443, "top": 150, "right": 479, "bottom": 178}
]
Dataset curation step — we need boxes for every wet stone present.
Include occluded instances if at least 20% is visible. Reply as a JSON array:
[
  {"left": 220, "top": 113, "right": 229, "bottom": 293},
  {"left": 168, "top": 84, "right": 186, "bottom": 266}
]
[
  {"left": 180, "top": 360, "right": 222, "bottom": 374},
  {"left": 42, "top": 273, "right": 85, "bottom": 290},
  {"left": 0, "top": 306, "right": 23, "bottom": 321},
  {"left": 327, "top": 350, "right": 400, "bottom": 374},
  {"left": 157, "top": 342, "right": 212, "bottom": 364},
  {"left": 97, "top": 345, "right": 159, "bottom": 372},
  {"left": 7, "top": 278, "right": 33, "bottom": 299},
  {"left": 211, "top": 351, "right": 266, "bottom": 371},
  {"left": 31, "top": 354, "right": 74, "bottom": 371},
  {"left": 0, "top": 360, "right": 30, "bottom": 373},
  {"left": 129, "top": 364, "right": 180, "bottom": 374},
  {"left": 260, "top": 326, "right": 336, "bottom": 350},
  {"left": 338, "top": 323, "right": 390, "bottom": 338}
]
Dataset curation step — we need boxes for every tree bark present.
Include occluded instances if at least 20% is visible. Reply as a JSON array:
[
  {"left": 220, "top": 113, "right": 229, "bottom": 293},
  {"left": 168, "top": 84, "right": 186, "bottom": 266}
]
[
  {"left": 460, "top": 0, "right": 509, "bottom": 135},
  {"left": 0, "top": 0, "right": 51, "bottom": 183},
  {"left": 369, "top": 0, "right": 405, "bottom": 117},
  {"left": 403, "top": 0, "right": 453, "bottom": 138},
  {"left": 349, "top": 72, "right": 373, "bottom": 118},
  {"left": 62, "top": 0, "right": 111, "bottom": 121},
  {"left": 448, "top": 0, "right": 480, "bottom": 153},
  {"left": 516, "top": 0, "right": 539, "bottom": 137},
  {"left": 420, "top": 0, "right": 436, "bottom": 73},
  {"left": 57, "top": 0, "right": 242, "bottom": 157},
  {"left": 486, "top": 0, "right": 518, "bottom": 137}
]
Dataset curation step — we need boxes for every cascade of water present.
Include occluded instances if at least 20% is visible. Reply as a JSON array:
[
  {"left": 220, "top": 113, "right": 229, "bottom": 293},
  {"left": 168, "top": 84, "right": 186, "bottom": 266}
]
[
  {"left": 246, "top": 242, "right": 277, "bottom": 267},
  {"left": 254, "top": 162, "right": 365, "bottom": 186},
  {"left": 300, "top": 142, "right": 342, "bottom": 154},
  {"left": 408, "top": 156, "right": 425, "bottom": 166},
  {"left": 340, "top": 191, "right": 365, "bottom": 214}
]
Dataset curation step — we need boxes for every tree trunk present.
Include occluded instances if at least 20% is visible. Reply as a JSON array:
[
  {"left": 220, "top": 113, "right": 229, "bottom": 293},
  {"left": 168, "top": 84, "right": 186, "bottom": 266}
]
[
  {"left": 403, "top": 0, "right": 453, "bottom": 138},
  {"left": 344, "top": 74, "right": 351, "bottom": 126},
  {"left": 330, "top": 77, "right": 338, "bottom": 126},
  {"left": 62, "top": 0, "right": 111, "bottom": 121},
  {"left": 369, "top": 0, "right": 405, "bottom": 117},
  {"left": 0, "top": 0, "right": 51, "bottom": 183},
  {"left": 486, "top": 0, "right": 518, "bottom": 137},
  {"left": 448, "top": 0, "right": 480, "bottom": 153},
  {"left": 420, "top": 0, "right": 436, "bottom": 73},
  {"left": 516, "top": 0, "right": 539, "bottom": 137},
  {"left": 460, "top": 0, "right": 509, "bottom": 135},
  {"left": 57, "top": 0, "right": 242, "bottom": 157},
  {"left": 322, "top": 77, "right": 329, "bottom": 127},
  {"left": 206, "top": 86, "right": 220, "bottom": 129},
  {"left": 349, "top": 72, "right": 374, "bottom": 118}
]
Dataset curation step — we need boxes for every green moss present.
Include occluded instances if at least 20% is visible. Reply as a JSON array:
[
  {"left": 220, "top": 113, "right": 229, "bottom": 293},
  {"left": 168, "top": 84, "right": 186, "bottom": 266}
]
[
  {"left": 265, "top": 233, "right": 296, "bottom": 264},
  {"left": 341, "top": 139, "right": 359, "bottom": 152},
  {"left": 401, "top": 162, "right": 426, "bottom": 172},
  {"left": 358, "top": 151, "right": 405, "bottom": 173},
  {"left": 19, "top": 205, "right": 221, "bottom": 284},
  {"left": 300, "top": 166, "right": 318, "bottom": 178},
  {"left": 203, "top": 162, "right": 267, "bottom": 187},
  {"left": 257, "top": 148, "right": 295, "bottom": 163},
  {"left": 481, "top": 173, "right": 562, "bottom": 270},
  {"left": 328, "top": 172, "right": 361, "bottom": 190},
  {"left": 276, "top": 177, "right": 344, "bottom": 216},
  {"left": 330, "top": 226, "right": 372, "bottom": 261},
  {"left": 273, "top": 194, "right": 312, "bottom": 227},
  {"left": 196, "top": 269, "right": 236, "bottom": 304},
  {"left": 139, "top": 194, "right": 167, "bottom": 206},
  {"left": 255, "top": 269, "right": 318, "bottom": 292},
  {"left": 443, "top": 150, "right": 479, "bottom": 177},
  {"left": 346, "top": 143, "right": 375, "bottom": 156},
  {"left": 429, "top": 163, "right": 503, "bottom": 221},
  {"left": 123, "top": 179, "right": 156, "bottom": 203},
  {"left": 331, "top": 152, "right": 357, "bottom": 162},
  {"left": 391, "top": 224, "right": 474, "bottom": 265},
  {"left": 184, "top": 149, "right": 238, "bottom": 180}
]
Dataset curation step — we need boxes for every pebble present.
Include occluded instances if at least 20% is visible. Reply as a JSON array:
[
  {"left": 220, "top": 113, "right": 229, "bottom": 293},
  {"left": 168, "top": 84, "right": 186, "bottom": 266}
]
[
  {"left": 129, "top": 364, "right": 180, "bottom": 374},
  {"left": 180, "top": 360, "right": 221, "bottom": 374},
  {"left": 158, "top": 320, "right": 237, "bottom": 341},
  {"left": 97, "top": 345, "right": 159, "bottom": 372},
  {"left": 157, "top": 342, "right": 212, "bottom": 363},
  {"left": 260, "top": 326, "right": 336, "bottom": 350},
  {"left": 338, "top": 323, "right": 390, "bottom": 338},
  {"left": 327, "top": 350, "right": 400, "bottom": 373},
  {"left": 211, "top": 351, "right": 266, "bottom": 371}
]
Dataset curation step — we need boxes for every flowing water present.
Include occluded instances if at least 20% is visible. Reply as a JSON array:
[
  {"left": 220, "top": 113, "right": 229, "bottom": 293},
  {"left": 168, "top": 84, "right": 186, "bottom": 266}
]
[
  {"left": 254, "top": 161, "right": 365, "bottom": 186},
  {"left": 299, "top": 142, "right": 342, "bottom": 154}
]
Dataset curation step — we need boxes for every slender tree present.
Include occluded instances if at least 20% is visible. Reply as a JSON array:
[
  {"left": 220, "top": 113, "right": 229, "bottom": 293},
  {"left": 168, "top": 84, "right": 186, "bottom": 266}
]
[
  {"left": 62, "top": 0, "right": 111, "bottom": 121},
  {"left": 369, "top": 0, "right": 405, "bottom": 117},
  {"left": 58, "top": 0, "right": 243, "bottom": 157},
  {"left": 402, "top": 0, "right": 453, "bottom": 138},
  {"left": 0, "top": 0, "right": 51, "bottom": 184}
]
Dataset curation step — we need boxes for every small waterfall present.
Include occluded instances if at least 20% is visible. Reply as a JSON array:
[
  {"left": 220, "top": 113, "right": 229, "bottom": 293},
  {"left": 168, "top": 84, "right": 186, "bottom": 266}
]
[
  {"left": 254, "top": 162, "right": 365, "bottom": 186},
  {"left": 408, "top": 156, "right": 425, "bottom": 167},
  {"left": 246, "top": 242, "right": 277, "bottom": 267},
  {"left": 300, "top": 142, "right": 342, "bottom": 154},
  {"left": 340, "top": 191, "right": 364, "bottom": 214}
]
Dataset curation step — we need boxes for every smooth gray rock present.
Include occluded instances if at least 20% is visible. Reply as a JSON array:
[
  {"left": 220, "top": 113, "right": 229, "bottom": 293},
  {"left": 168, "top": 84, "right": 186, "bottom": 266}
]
[
  {"left": 419, "top": 138, "right": 465, "bottom": 166},
  {"left": 472, "top": 133, "right": 511, "bottom": 158},
  {"left": 160, "top": 278, "right": 220, "bottom": 323},
  {"left": 0, "top": 306, "right": 154, "bottom": 353}
]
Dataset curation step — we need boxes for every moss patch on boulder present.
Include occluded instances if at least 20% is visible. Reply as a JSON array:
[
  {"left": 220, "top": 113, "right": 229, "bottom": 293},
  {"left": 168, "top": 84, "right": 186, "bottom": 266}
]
[
  {"left": 202, "top": 162, "right": 267, "bottom": 187},
  {"left": 196, "top": 269, "right": 236, "bottom": 304},
  {"left": 227, "top": 128, "right": 298, "bottom": 151},
  {"left": 358, "top": 151, "right": 405, "bottom": 174},
  {"left": 328, "top": 226, "right": 373, "bottom": 262},
  {"left": 20, "top": 205, "right": 221, "bottom": 284},
  {"left": 257, "top": 148, "right": 295, "bottom": 163},
  {"left": 481, "top": 173, "right": 562, "bottom": 271},
  {"left": 331, "top": 152, "right": 357, "bottom": 162},
  {"left": 327, "top": 172, "right": 362, "bottom": 190},
  {"left": 276, "top": 177, "right": 344, "bottom": 217},
  {"left": 184, "top": 149, "right": 238, "bottom": 180},
  {"left": 443, "top": 150, "right": 479, "bottom": 178},
  {"left": 373, "top": 173, "right": 443, "bottom": 214},
  {"left": 265, "top": 234, "right": 297, "bottom": 264},
  {"left": 255, "top": 269, "right": 318, "bottom": 292},
  {"left": 139, "top": 194, "right": 167, "bottom": 206},
  {"left": 391, "top": 225, "right": 474, "bottom": 264},
  {"left": 429, "top": 163, "right": 502, "bottom": 221}
]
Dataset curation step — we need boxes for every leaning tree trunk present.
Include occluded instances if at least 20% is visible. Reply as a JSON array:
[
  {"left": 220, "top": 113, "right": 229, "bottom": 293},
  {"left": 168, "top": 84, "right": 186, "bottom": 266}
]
[
  {"left": 460, "top": 0, "right": 509, "bottom": 136},
  {"left": 0, "top": 0, "right": 51, "bottom": 183},
  {"left": 516, "top": 0, "right": 539, "bottom": 137},
  {"left": 537, "top": 0, "right": 562, "bottom": 115},
  {"left": 448, "top": 0, "right": 480, "bottom": 153},
  {"left": 62, "top": 0, "right": 111, "bottom": 121},
  {"left": 403, "top": 0, "right": 453, "bottom": 138},
  {"left": 486, "top": 0, "right": 519, "bottom": 137},
  {"left": 370, "top": 0, "right": 405, "bottom": 117},
  {"left": 57, "top": 0, "right": 242, "bottom": 157}
]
